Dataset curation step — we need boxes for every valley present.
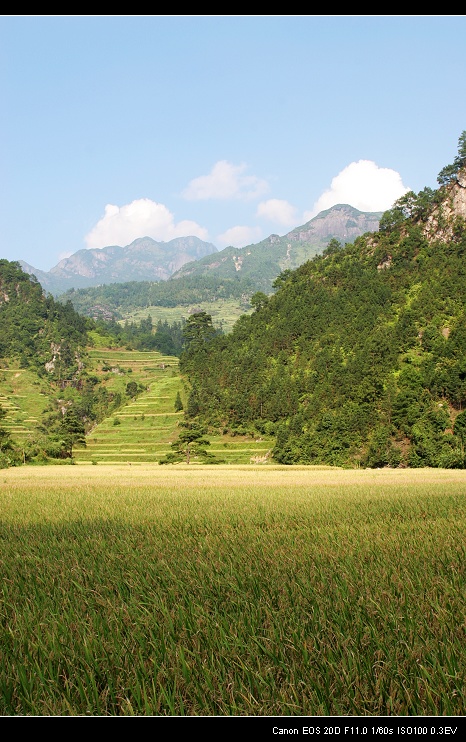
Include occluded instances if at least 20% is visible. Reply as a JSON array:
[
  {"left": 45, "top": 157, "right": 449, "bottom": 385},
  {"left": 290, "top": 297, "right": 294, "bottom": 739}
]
[{"left": 2, "top": 132, "right": 466, "bottom": 470}]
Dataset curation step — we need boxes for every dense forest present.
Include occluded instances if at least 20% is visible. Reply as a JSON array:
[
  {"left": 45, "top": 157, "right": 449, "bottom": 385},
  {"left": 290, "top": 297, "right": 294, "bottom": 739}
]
[
  {"left": 179, "top": 132, "right": 466, "bottom": 468},
  {"left": 0, "top": 260, "right": 90, "bottom": 381}
]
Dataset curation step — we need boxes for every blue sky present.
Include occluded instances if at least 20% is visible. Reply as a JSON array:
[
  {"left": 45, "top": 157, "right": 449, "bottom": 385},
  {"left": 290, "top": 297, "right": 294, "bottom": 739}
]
[{"left": 1, "top": 15, "right": 466, "bottom": 271}]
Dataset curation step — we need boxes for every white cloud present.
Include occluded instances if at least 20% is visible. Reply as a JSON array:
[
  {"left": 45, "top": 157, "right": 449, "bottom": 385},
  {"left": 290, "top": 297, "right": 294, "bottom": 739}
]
[
  {"left": 182, "top": 160, "right": 269, "bottom": 201},
  {"left": 217, "top": 225, "right": 263, "bottom": 249},
  {"left": 85, "top": 198, "right": 209, "bottom": 249},
  {"left": 304, "top": 160, "right": 410, "bottom": 220},
  {"left": 256, "top": 198, "right": 298, "bottom": 227}
]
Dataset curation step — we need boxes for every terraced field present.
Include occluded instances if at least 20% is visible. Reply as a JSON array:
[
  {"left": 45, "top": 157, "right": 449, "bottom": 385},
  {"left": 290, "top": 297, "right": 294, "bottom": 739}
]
[
  {"left": 0, "top": 365, "right": 50, "bottom": 454},
  {"left": 124, "top": 298, "right": 253, "bottom": 335},
  {"left": 74, "top": 349, "right": 182, "bottom": 464},
  {"left": 75, "top": 349, "right": 274, "bottom": 465},
  {"left": 0, "top": 349, "right": 274, "bottom": 465}
]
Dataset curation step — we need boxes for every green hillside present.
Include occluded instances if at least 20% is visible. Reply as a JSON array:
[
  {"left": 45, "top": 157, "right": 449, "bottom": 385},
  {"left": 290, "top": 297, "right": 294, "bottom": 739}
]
[
  {"left": 2, "top": 133, "right": 466, "bottom": 470},
  {"left": 0, "top": 365, "right": 51, "bottom": 454},
  {"left": 74, "top": 349, "right": 183, "bottom": 464},
  {"left": 74, "top": 348, "right": 274, "bottom": 465},
  {"left": 122, "top": 297, "right": 253, "bottom": 336},
  {"left": 0, "top": 339, "right": 274, "bottom": 467},
  {"left": 179, "top": 134, "right": 466, "bottom": 469}
]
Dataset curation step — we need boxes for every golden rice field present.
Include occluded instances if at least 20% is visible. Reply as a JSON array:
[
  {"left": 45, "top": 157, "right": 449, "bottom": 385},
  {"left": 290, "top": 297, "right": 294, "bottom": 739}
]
[{"left": 1, "top": 464, "right": 465, "bottom": 716}]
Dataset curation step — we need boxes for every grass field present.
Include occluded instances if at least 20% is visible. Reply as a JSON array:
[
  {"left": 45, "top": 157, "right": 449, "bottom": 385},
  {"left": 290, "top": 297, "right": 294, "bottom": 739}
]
[{"left": 1, "top": 465, "right": 465, "bottom": 716}]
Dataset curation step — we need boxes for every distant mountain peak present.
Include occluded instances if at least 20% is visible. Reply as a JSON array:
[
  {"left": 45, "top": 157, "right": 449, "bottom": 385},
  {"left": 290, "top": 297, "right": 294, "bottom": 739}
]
[
  {"left": 286, "top": 204, "right": 383, "bottom": 244},
  {"left": 170, "top": 204, "right": 383, "bottom": 290},
  {"left": 21, "top": 236, "right": 218, "bottom": 295}
]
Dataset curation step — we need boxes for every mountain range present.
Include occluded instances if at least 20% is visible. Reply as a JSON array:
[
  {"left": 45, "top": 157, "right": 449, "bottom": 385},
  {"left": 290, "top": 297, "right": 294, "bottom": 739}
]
[
  {"left": 170, "top": 204, "right": 382, "bottom": 289},
  {"left": 20, "top": 205, "right": 382, "bottom": 296},
  {"left": 20, "top": 235, "right": 218, "bottom": 295}
]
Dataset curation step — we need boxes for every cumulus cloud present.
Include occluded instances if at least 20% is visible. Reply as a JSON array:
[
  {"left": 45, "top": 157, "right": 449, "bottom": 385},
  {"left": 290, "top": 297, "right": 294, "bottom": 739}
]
[
  {"left": 217, "top": 225, "right": 263, "bottom": 249},
  {"left": 256, "top": 198, "right": 298, "bottom": 227},
  {"left": 182, "top": 160, "right": 269, "bottom": 201},
  {"left": 304, "top": 160, "right": 410, "bottom": 220},
  {"left": 85, "top": 198, "right": 209, "bottom": 249}
]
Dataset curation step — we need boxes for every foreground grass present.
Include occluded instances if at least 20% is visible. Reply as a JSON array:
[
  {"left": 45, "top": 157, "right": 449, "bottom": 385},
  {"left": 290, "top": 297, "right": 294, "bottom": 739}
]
[{"left": 1, "top": 466, "right": 465, "bottom": 716}]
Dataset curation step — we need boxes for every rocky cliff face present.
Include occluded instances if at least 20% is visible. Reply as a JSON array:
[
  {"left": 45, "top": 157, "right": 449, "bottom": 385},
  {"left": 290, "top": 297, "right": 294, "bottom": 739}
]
[
  {"left": 286, "top": 204, "right": 382, "bottom": 244},
  {"left": 424, "top": 167, "right": 466, "bottom": 241}
]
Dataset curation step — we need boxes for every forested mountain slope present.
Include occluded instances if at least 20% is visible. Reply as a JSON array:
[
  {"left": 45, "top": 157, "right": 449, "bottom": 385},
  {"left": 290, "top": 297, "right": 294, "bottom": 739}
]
[
  {"left": 180, "top": 134, "right": 466, "bottom": 468},
  {"left": 0, "top": 259, "right": 89, "bottom": 379},
  {"left": 171, "top": 204, "right": 381, "bottom": 287},
  {"left": 59, "top": 274, "right": 257, "bottom": 319}
]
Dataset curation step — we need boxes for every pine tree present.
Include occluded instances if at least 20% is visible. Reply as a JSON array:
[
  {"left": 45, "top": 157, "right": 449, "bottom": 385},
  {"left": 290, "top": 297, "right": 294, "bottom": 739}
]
[{"left": 174, "top": 391, "right": 183, "bottom": 412}]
